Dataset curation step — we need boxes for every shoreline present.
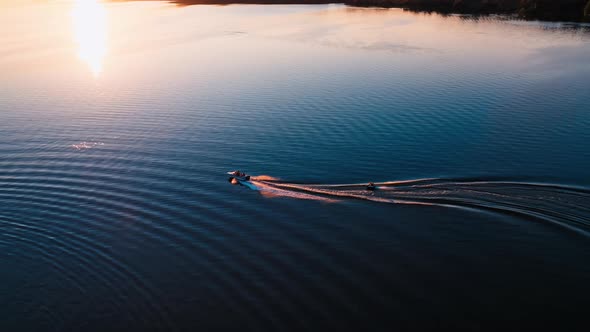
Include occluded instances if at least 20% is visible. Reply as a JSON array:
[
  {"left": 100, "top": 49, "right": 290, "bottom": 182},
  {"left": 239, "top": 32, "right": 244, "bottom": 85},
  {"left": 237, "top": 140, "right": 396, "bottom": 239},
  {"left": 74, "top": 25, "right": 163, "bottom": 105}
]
[{"left": 152, "top": 0, "right": 590, "bottom": 22}]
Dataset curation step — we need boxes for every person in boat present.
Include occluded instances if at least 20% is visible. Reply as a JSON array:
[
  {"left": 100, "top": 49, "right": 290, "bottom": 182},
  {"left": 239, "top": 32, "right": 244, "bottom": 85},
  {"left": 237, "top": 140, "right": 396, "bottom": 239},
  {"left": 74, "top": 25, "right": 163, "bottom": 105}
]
[{"left": 367, "top": 182, "right": 376, "bottom": 190}]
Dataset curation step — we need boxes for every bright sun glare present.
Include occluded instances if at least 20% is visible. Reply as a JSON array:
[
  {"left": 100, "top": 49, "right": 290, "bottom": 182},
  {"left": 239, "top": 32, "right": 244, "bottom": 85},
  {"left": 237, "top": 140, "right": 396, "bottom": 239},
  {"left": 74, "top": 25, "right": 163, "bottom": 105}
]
[{"left": 72, "top": 0, "right": 107, "bottom": 77}]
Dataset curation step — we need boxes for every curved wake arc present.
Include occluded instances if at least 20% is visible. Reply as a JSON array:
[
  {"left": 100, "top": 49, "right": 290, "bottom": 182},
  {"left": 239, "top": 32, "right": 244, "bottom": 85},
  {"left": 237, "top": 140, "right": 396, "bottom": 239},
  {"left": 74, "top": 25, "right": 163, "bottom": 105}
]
[{"left": 235, "top": 175, "right": 590, "bottom": 237}]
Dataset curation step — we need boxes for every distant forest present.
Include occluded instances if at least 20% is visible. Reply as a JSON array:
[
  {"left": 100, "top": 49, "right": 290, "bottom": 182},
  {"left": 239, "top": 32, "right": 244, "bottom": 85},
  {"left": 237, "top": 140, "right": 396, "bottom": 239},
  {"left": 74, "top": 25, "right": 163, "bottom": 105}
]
[{"left": 162, "top": 0, "right": 590, "bottom": 22}]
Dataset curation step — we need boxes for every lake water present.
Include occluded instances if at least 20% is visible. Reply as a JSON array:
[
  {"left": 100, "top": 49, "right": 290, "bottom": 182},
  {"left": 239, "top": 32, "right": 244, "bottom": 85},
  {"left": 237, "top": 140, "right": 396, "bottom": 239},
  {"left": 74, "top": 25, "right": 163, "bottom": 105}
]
[{"left": 1, "top": 1, "right": 590, "bottom": 331}]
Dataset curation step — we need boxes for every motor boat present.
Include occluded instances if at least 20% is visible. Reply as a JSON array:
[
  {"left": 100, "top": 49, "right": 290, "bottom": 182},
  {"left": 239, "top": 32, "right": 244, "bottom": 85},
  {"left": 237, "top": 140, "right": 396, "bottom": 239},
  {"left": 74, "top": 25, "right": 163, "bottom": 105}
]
[
  {"left": 366, "top": 182, "right": 376, "bottom": 191},
  {"left": 227, "top": 171, "right": 251, "bottom": 182}
]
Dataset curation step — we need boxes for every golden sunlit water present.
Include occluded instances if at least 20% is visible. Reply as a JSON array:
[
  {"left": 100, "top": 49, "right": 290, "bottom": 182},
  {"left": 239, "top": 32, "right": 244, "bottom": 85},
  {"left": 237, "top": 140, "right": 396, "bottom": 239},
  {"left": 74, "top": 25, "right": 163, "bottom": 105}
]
[{"left": 72, "top": 0, "right": 107, "bottom": 76}]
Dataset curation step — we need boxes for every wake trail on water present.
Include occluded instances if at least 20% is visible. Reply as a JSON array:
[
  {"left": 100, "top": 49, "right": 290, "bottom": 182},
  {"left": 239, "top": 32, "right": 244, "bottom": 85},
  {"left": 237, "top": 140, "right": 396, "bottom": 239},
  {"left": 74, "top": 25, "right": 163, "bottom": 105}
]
[{"left": 244, "top": 176, "right": 590, "bottom": 236}]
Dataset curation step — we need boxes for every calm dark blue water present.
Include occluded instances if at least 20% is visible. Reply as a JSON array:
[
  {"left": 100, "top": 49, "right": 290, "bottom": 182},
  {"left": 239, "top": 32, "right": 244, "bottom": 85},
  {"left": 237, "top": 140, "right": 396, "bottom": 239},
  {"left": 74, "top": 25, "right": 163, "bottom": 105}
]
[{"left": 1, "top": 2, "right": 590, "bottom": 331}]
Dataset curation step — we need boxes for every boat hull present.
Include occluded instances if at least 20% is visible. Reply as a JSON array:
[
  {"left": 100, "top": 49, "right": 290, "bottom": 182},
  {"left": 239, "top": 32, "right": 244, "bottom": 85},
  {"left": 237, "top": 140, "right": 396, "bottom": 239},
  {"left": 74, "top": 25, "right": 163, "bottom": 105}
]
[{"left": 227, "top": 171, "right": 251, "bottom": 182}]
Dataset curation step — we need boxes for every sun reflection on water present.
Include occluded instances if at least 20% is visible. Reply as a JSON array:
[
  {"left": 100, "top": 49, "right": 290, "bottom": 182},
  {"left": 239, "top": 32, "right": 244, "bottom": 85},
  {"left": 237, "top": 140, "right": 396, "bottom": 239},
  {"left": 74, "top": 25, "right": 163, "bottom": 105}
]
[{"left": 72, "top": 0, "right": 107, "bottom": 76}]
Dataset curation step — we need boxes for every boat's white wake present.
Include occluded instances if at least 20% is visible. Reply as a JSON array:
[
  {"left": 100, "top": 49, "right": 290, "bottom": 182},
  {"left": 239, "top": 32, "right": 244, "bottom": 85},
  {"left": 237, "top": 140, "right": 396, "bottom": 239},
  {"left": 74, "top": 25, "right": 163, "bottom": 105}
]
[{"left": 234, "top": 175, "right": 590, "bottom": 236}]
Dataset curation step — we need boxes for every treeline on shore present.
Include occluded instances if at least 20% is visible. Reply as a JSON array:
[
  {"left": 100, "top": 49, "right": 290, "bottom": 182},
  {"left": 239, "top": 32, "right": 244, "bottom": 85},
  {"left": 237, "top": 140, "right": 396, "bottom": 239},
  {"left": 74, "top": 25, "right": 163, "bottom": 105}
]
[
  {"left": 345, "top": 0, "right": 590, "bottom": 21},
  {"left": 162, "top": 0, "right": 590, "bottom": 22}
]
